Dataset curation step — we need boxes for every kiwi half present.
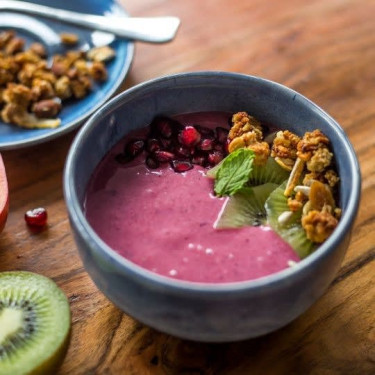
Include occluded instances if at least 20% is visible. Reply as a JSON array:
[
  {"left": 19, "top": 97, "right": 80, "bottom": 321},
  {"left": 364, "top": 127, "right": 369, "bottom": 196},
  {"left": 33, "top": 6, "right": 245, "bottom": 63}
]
[
  {"left": 0, "top": 271, "right": 71, "bottom": 375},
  {"left": 265, "top": 181, "right": 316, "bottom": 258},
  {"left": 215, "top": 183, "right": 278, "bottom": 229}
]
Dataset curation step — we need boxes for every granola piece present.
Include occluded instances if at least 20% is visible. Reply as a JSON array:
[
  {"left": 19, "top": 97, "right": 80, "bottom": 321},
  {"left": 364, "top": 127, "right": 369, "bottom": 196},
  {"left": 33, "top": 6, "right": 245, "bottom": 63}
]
[
  {"left": 306, "top": 146, "right": 333, "bottom": 173},
  {"left": 228, "top": 131, "right": 269, "bottom": 166},
  {"left": 0, "top": 56, "right": 20, "bottom": 85},
  {"left": 1, "top": 102, "right": 60, "bottom": 128},
  {"left": 297, "top": 129, "right": 330, "bottom": 161},
  {"left": 302, "top": 209, "right": 338, "bottom": 243},
  {"left": 271, "top": 130, "right": 300, "bottom": 170},
  {"left": 17, "top": 62, "right": 38, "bottom": 86},
  {"left": 5, "top": 37, "right": 25, "bottom": 55},
  {"left": 55, "top": 76, "right": 72, "bottom": 100},
  {"left": 287, "top": 197, "right": 303, "bottom": 212},
  {"left": 29, "top": 42, "right": 47, "bottom": 58},
  {"left": 32, "top": 98, "right": 61, "bottom": 118},
  {"left": 14, "top": 50, "right": 41, "bottom": 65},
  {"left": 90, "top": 61, "right": 108, "bottom": 81},
  {"left": 60, "top": 33, "right": 79, "bottom": 45},
  {"left": 87, "top": 45, "right": 116, "bottom": 62},
  {"left": 31, "top": 78, "right": 55, "bottom": 100},
  {"left": 324, "top": 169, "right": 340, "bottom": 188},
  {"left": 247, "top": 141, "right": 270, "bottom": 166},
  {"left": 2, "top": 83, "right": 32, "bottom": 107},
  {"left": 228, "top": 131, "right": 258, "bottom": 151},
  {"left": 32, "top": 67, "right": 57, "bottom": 84},
  {"left": 74, "top": 59, "right": 89, "bottom": 75},
  {"left": 287, "top": 191, "right": 308, "bottom": 212},
  {"left": 229, "top": 111, "right": 263, "bottom": 141},
  {"left": 70, "top": 75, "right": 92, "bottom": 99}
]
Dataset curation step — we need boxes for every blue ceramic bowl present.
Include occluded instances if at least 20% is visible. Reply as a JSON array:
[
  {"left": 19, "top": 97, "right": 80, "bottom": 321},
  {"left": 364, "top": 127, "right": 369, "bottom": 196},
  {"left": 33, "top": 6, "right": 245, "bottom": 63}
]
[{"left": 64, "top": 72, "right": 361, "bottom": 342}]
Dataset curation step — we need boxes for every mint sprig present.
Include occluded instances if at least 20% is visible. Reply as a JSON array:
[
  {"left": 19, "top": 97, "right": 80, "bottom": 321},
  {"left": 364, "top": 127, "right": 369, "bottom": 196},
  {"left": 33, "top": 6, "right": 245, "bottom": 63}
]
[{"left": 214, "top": 148, "right": 255, "bottom": 196}]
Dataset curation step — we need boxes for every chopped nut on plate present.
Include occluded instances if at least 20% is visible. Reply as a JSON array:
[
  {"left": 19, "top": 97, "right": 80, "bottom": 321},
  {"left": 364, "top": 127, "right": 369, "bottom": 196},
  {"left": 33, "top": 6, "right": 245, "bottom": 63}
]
[{"left": 0, "top": 29, "right": 115, "bottom": 129}]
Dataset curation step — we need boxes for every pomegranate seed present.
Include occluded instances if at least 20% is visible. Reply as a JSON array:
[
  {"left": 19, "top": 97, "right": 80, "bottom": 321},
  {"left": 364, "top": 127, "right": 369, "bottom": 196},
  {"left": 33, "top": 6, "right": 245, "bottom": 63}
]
[
  {"left": 193, "top": 125, "right": 214, "bottom": 138},
  {"left": 174, "top": 145, "right": 191, "bottom": 159},
  {"left": 146, "top": 156, "right": 159, "bottom": 169},
  {"left": 25, "top": 207, "right": 47, "bottom": 227},
  {"left": 171, "top": 160, "right": 193, "bottom": 173},
  {"left": 153, "top": 150, "right": 175, "bottom": 163},
  {"left": 178, "top": 126, "right": 201, "bottom": 147},
  {"left": 213, "top": 142, "right": 225, "bottom": 152},
  {"left": 207, "top": 151, "right": 224, "bottom": 166},
  {"left": 150, "top": 116, "right": 175, "bottom": 138},
  {"left": 159, "top": 137, "right": 173, "bottom": 150},
  {"left": 215, "top": 127, "right": 229, "bottom": 144},
  {"left": 124, "top": 139, "right": 145, "bottom": 158},
  {"left": 146, "top": 138, "right": 161, "bottom": 153},
  {"left": 192, "top": 153, "right": 206, "bottom": 166},
  {"left": 197, "top": 138, "right": 214, "bottom": 151}
]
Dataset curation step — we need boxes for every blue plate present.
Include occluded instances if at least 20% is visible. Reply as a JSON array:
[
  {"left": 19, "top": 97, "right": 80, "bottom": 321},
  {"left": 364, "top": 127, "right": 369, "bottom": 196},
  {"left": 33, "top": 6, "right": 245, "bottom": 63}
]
[{"left": 0, "top": 0, "right": 134, "bottom": 150}]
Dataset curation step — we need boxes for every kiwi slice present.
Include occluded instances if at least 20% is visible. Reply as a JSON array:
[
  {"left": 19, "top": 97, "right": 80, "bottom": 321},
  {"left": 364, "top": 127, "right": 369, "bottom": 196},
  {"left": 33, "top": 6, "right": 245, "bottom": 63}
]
[
  {"left": 265, "top": 181, "right": 316, "bottom": 258},
  {"left": 215, "top": 183, "right": 278, "bottom": 229},
  {"left": 0, "top": 271, "right": 71, "bottom": 375},
  {"left": 248, "top": 156, "right": 290, "bottom": 186},
  {"left": 207, "top": 156, "right": 289, "bottom": 186}
]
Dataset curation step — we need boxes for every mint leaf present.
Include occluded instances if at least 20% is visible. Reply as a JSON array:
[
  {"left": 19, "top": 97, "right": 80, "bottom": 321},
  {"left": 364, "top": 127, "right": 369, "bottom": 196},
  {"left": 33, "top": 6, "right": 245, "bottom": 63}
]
[{"left": 214, "top": 148, "right": 255, "bottom": 196}]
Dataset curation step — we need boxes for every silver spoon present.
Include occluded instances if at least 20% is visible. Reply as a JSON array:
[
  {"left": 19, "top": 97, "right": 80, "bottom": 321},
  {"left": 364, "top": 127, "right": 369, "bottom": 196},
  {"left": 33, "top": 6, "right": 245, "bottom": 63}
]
[{"left": 0, "top": 0, "right": 180, "bottom": 43}]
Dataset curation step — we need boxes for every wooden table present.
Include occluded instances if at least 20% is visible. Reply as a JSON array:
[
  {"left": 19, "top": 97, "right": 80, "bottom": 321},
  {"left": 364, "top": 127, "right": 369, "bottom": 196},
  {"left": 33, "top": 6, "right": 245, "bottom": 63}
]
[{"left": 1, "top": 0, "right": 374, "bottom": 373}]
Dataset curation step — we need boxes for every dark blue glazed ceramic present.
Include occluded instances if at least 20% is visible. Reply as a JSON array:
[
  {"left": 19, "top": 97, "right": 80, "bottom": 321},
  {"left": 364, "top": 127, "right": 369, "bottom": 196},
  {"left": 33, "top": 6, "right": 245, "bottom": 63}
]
[
  {"left": 64, "top": 72, "right": 361, "bottom": 342},
  {"left": 0, "top": 0, "right": 133, "bottom": 150}
]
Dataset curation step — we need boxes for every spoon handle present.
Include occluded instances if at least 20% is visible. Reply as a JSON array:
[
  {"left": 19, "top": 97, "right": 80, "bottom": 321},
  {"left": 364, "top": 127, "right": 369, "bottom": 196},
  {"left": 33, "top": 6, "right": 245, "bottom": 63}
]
[{"left": 0, "top": 0, "right": 180, "bottom": 43}]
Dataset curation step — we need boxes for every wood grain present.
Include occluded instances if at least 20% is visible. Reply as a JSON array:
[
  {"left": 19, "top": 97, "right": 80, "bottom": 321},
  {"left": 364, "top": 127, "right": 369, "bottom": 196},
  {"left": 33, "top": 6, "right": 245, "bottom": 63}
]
[{"left": 1, "top": 0, "right": 374, "bottom": 373}]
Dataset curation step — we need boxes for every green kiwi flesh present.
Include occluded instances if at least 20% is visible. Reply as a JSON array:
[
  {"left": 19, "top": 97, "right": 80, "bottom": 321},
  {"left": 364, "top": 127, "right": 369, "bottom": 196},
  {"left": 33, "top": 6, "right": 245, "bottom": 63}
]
[
  {"left": 248, "top": 156, "right": 290, "bottom": 186},
  {"left": 206, "top": 156, "right": 289, "bottom": 186},
  {"left": 215, "top": 183, "right": 278, "bottom": 228},
  {"left": 0, "top": 271, "right": 71, "bottom": 375},
  {"left": 265, "top": 181, "right": 316, "bottom": 258}
]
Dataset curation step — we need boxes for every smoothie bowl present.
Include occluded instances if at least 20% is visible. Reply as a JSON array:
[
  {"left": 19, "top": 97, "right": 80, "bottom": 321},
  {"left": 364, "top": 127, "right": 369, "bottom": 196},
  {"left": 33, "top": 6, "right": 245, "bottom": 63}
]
[{"left": 63, "top": 72, "right": 360, "bottom": 342}]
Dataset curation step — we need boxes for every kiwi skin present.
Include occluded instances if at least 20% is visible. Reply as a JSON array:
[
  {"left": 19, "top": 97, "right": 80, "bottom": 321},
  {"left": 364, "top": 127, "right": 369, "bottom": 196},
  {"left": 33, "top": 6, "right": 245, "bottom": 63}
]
[{"left": 0, "top": 271, "right": 71, "bottom": 375}]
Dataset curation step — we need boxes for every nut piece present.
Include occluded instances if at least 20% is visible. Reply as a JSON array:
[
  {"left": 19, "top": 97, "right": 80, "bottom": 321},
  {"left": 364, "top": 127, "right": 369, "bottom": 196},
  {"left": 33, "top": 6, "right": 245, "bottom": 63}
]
[
  {"left": 229, "top": 112, "right": 263, "bottom": 141},
  {"left": 5, "top": 37, "right": 24, "bottom": 55},
  {"left": 32, "top": 98, "right": 62, "bottom": 118},
  {"left": 60, "top": 33, "right": 79, "bottom": 45},
  {"left": 54, "top": 76, "right": 72, "bottom": 100},
  {"left": 87, "top": 46, "right": 116, "bottom": 62},
  {"left": 227, "top": 111, "right": 270, "bottom": 165},
  {"left": 2, "top": 83, "right": 32, "bottom": 107},
  {"left": 90, "top": 61, "right": 108, "bottom": 81},
  {"left": 271, "top": 130, "right": 300, "bottom": 171},
  {"left": 306, "top": 147, "right": 333, "bottom": 173},
  {"left": 302, "top": 209, "right": 338, "bottom": 243},
  {"left": 297, "top": 129, "right": 330, "bottom": 161},
  {"left": 29, "top": 42, "right": 47, "bottom": 58}
]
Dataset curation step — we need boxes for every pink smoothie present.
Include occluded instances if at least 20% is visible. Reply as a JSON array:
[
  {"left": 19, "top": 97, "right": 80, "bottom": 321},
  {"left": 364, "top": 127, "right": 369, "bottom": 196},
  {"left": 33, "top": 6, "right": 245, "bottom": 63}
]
[{"left": 84, "top": 113, "right": 299, "bottom": 283}]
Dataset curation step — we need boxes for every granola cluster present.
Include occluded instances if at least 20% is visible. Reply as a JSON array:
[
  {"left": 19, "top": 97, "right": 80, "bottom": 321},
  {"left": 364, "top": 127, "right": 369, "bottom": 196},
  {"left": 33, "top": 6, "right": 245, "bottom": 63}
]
[
  {"left": 0, "top": 30, "right": 115, "bottom": 129},
  {"left": 228, "top": 112, "right": 270, "bottom": 165},
  {"left": 227, "top": 111, "right": 341, "bottom": 244}
]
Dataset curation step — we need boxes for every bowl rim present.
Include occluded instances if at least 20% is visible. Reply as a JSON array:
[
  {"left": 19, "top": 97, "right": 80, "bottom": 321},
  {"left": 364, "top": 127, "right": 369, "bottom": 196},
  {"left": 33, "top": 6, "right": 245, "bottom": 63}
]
[{"left": 63, "top": 71, "right": 361, "bottom": 294}]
